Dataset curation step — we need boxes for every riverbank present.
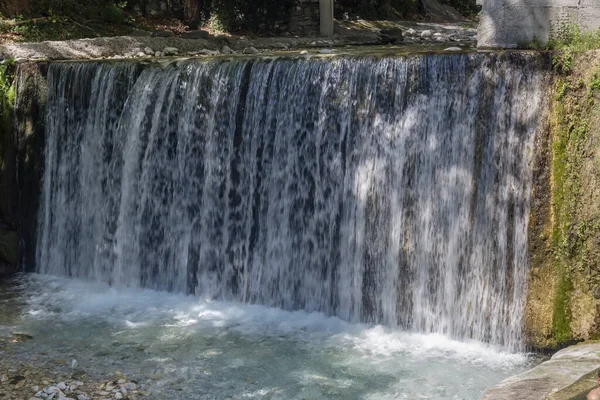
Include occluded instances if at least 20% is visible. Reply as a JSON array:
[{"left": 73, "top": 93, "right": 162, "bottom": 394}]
[{"left": 0, "top": 21, "right": 476, "bottom": 62}]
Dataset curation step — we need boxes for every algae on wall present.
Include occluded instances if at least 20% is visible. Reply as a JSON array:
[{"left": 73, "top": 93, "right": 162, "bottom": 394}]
[
  {"left": 0, "top": 60, "right": 18, "bottom": 269},
  {"left": 0, "top": 62, "right": 47, "bottom": 272},
  {"left": 526, "top": 50, "right": 600, "bottom": 349}
]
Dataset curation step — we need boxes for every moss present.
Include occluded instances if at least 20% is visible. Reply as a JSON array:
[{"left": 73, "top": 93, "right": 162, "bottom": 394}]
[
  {"left": 0, "top": 59, "right": 16, "bottom": 222},
  {"left": 536, "top": 51, "right": 600, "bottom": 348}
]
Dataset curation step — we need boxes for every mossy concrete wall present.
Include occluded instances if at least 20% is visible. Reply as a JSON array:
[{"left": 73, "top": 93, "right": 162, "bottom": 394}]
[
  {"left": 478, "top": 0, "right": 600, "bottom": 48},
  {"left": 0, "top": 62, "right": 46, "bottom": 275},
  {"left": 526, "top": 50, "right": 600, "bottom": 349}
]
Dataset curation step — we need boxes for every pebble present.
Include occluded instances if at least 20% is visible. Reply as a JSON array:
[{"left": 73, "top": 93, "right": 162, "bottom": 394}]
[
  {"left": 115, "top": 393, "right": 123, "bottom": 399},
  {"left": 57, "top": 382, "right": 67, "bottom": 390},
  {"left": 117, "top": 379, "right": 126, "bottom": 384},
  {"left": 125, "top": 382, "right": 136, "bottom": 391},
  {"left": 144, "top": 47, "right": 154, "bottom": 55},
  {"left": 77, "top": 395, "right": 89, "bottom": 400},
  {"left": 300, "top": 50, "right": 309, "bottom": 55}
]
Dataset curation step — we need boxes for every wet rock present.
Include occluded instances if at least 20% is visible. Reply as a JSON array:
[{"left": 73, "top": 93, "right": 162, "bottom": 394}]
[
  {"left": 182, "top": 30, "right": 211, "bottom": 39},
  {"left": 318, "top": 49, "right": 334, "bottom": 54},
  {"left": 243, "top": 47, "right": 259, "bottom": 54},
  {"left": 9, "top": 375, "right": 25, "bottom": 385},
  {"left": 71, "top": 371, "right": 87, "bottom": 381},
  {"left": 143, "top": 47, "right": 154, "bottom": 55},
  {"left": 379, "top": 28, "right": 403, "bottom": 44},
  {"left": 11, "top": 332, "right": 33, "bottom": 342},
  {"left": 151, "top": 29, "right": 173, "bottom": 38},
  {"left": 76, "top": 395, "right": 89, "bottom": 400},
  {"left": 162, "top": 47, "right": 178, "bottom": 56},
  {"left": 115, "top": 392, "right": 123, "bottom": 399},
  {"left": 444, "top": 47, "right": 462, "bottom": 51},
  {"left": 154, "top": 51, "right": 163, "bottom": 57},
  {"left": 221, "top": 45, "right": 234, "bottom": 54},
  {"left": 405, "top": 28, "right": 417, "bottom": 36},
  {"left": 421, "top": 30, "right": 433, "bottom": 38},
  {"left": 125, "top": 382, "right": 136, "bottom": 391}
]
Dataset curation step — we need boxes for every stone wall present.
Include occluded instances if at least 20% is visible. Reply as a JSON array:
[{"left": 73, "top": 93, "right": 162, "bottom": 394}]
[
  {"left": 525, "top": 50, "right": 600, "bottom": 349},
  {"left": 478, "top": 0, "right": 600, "bottom": 48},
  {"left": 290, "top": 0, "right": 320, "bottom": 35}
]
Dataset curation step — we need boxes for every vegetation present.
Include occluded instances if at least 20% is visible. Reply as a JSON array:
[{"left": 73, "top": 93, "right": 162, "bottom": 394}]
[
  {"left": 542, "top": 53, "right": 600, "bottom": 347},
  {"left": 0, "top": 0, "right": 479, "bottom": 41},
  {"left": 0, "top": 59, "right": 15, "bottom": 222},
  {"left": 547, "top": 23, "right": 600, "bottom": 52}
]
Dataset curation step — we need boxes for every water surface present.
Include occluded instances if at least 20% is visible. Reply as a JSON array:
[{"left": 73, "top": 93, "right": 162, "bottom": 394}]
[{"left": 1, "top": 274, "right": 540, "bottom": 399}]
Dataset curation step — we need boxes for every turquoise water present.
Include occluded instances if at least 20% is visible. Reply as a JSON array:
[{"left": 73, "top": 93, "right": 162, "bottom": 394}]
[{"left": 1, "top": 274, "right": 540, "bottom": 399}]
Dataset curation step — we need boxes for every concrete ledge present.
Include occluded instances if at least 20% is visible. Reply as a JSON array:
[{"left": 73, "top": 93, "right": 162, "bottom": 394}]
[{"left": 481, "top": 344, "right": 600, "bottom": 400}]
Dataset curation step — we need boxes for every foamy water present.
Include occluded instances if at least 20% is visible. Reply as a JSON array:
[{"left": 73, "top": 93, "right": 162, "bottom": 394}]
[{"left": 0, "top": 274, "right": 538, "bottom": 399}]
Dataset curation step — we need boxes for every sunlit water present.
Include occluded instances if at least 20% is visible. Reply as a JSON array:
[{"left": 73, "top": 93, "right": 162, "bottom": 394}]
[{"left": 1, "top": 274, "right": 539, "bottom": 399}]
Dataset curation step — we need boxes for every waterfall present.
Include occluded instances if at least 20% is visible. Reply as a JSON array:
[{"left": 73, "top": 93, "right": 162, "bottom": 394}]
[{"left": 37, "top": 54, "right": 546, "bottom": 350}]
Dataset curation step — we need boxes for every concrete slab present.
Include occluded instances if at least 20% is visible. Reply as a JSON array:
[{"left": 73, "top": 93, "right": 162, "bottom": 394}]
[{"left": 481, "top": 343, "right": 600, "bottom": 400}]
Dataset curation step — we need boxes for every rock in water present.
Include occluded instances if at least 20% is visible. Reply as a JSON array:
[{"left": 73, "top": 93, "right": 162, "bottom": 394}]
[
  {"left": 222, "top": 46, "right": 234, "bottom": 54},
  {"left": 243, "top": 47, "right": 259, "bottom": 54}
]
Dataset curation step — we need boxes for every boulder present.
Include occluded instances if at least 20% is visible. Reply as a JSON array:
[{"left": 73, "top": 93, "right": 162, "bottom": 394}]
[{"left": 379, "top": 28, "right": 403, "bottom": 44}]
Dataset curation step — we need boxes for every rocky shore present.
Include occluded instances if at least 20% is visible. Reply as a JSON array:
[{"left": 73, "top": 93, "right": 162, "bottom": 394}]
[
  {"left": 0, "top": 334, "right": 153, "bottom": 400},
  {"left": 0, "top": 21, "right": 476, "bottom": 62}
]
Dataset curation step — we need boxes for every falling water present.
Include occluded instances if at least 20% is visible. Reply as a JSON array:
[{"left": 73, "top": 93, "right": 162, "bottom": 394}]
[{"left": 37, "top": 53, "right": 546, "bottom": 350}]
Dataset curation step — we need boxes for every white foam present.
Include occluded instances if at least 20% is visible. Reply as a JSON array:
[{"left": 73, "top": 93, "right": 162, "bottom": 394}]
[{"left": 21, "top": 273, "right": 528, "bottom": 371}]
